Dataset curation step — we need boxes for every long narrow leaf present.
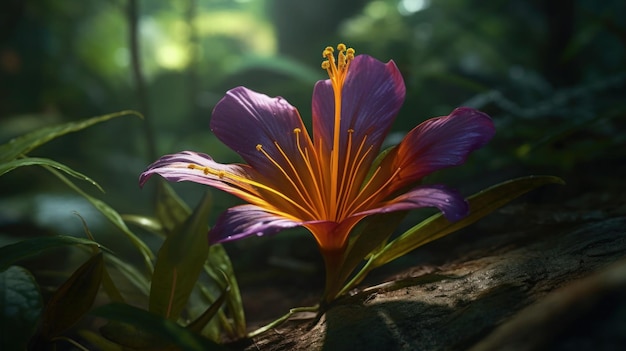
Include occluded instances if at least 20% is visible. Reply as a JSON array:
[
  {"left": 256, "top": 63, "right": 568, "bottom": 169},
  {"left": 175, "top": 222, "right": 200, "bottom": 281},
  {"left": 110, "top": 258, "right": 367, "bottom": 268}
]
[
  {"left": 38, "top": 252, "right": 104, "bottom": 340},
  {"left": 45, "top": 166, "right": 155, "bottom": 272},
  {"left": 93, "top": 303, "right": 222, "bottom": 351},
  {"left": 121, "top": 214, "right": 164, "bottom": 237},
  {"left": 206, "top": 244, "right": 246, "bottom": 337},
  {"left": 0, "top": 157, "right": 104, "bottom": 192},
  {"left": 0, "top": 110, "right": 141, "bottom": 163},
  {"left": 186, "top": 285, "right": 229, "bottom": 334},
  {"left": 105, "top": 254, "right": 150, "bottom": 297},
  {"left": 371, "top": 175, "right": 564, "bottom": 267},
  {"left": 149, "top": 192, "right": 211, "bottom": 320},
  {"left": 73, "top": 214, "right": 127, "bottom": 304},
  {"left": 0, "top": 235, "right": 108, "bottom": 271},
  {"left": 156, "top": 181, "right": 192, "bottom": 236}
]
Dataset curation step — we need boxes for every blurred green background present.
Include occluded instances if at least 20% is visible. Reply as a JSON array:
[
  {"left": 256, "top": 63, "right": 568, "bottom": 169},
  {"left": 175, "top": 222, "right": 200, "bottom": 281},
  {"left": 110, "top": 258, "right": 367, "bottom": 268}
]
[{"left": 1, "top": 0, "right": 625, "bottom": 313}]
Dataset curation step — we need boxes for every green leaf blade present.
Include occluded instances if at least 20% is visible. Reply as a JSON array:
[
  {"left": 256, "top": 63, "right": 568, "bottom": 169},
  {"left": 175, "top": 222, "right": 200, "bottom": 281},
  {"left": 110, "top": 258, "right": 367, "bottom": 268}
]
[
  {"left": 0, "top": 157, "right": 104, "bottom": 192},
  {"left": 93, "top": 303, "right": 222, "bottom": 351},
  {"left": 206, "top": 244, "right": 246, "bottom": 337},
  {"left": 0, "top": 110, "right": 141, "bottom": 162},
  {"left": 149, "top": 193, "right": 211, "bottom": 320},
  {"left": 156, "top": 181, "right": 192, "bottom": 236},
  {"left": 38, "top": 252, "right": 104, "bottom": 339},
  {"left": 372, "top": 175, "right": 565, "bottom": 267},
  {"left": 0, "top": 235, "right": 107, "bottom": 271},
  {"left": 45, "top": 166, "right": 155, "bottom": 272}
]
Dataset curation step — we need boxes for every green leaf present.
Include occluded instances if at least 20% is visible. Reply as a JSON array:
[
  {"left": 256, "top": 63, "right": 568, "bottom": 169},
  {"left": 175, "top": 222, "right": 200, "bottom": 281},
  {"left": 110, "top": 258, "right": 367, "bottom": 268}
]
[
  {"left": 93, "top": 303, "right": 222, "bottom": 351},
  {"left": 371, "top": 175, "right": 565, "bottom": 267},
  {"left": 121, "top": 214, "right": 164, "bottom": 237},
  {"left": 149, "top": 192, "right": 211, "bottom": 320},
  {"left": 206, "top": 244, "right": 246, "bottom": 337},
  {"left": 186, "top": 284, "right": 229, "bottom": 334},
  {"left": 99, "top": 320, "right": 167, "bottom": 349},
  {"left": 0, "top": 235, "right": 107, "bottom": 271},
  {"left": 0, "top": 110, "right": 141, "bottom": 163},
  {"left": 77, "top": 329, "right": 124, "bottom": 351},
  {"left": 0, "top": 157, "right": 104, "bottom": 192},
  {"left": 0, "top": 266, "right": 43, "bottom": 351},
  {"left": 105, "top": 254, "right": 150, "bottom": 297},
  {"left": 156, "top": 181, "right": 192, "bottom": 236},
  {"left": 38, "top": 252, "right": 104, "bottom": 339},
  {"left": 45, "top": 166, "right": 155, "bottom": 272},
  {"left": 329, "top": 211, "right": 407, "bottom": 299},
  {"left": 101, "top": 264, "right": 126, "bottom": 304}
]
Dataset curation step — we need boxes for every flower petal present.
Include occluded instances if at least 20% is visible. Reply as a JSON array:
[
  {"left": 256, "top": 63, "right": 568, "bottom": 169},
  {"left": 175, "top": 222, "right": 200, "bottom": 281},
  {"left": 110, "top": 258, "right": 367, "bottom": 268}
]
[
  {"left": 139, "top": 151, "right": 262, "bottom": 204},
  {"left": 303, "top": 217, "right": 362, "bottom": 250},
  {"left": 312, "top": 55, "right": 405, "bottom": 162},
  {"left": 209, "top": 205, "right": 302, "bottom": 244},
  {"left": 356, "top": 184, "right": 469, "bottom": 222},
  {"left": 375, "top": 107, "right": 495, "bottom": 193},
  {"left": 210, "top": 86, "right": 315, "bottom": 180}
]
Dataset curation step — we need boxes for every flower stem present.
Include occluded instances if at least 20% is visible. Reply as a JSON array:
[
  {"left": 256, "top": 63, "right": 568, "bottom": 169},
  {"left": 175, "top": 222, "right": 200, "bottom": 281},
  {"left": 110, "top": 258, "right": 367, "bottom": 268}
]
[
  {"left": 335, "top": 255, "right": 376, "bottom": 298},
  {"left": 321, "top": 247, "right": 346, "bottom": 303}
]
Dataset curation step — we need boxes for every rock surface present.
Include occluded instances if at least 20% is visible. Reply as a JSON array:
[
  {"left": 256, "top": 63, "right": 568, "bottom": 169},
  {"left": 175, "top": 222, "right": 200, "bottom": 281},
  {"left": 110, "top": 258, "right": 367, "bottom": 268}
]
[{"left": 232, "top": 165, "right": 626, "bottom": 350}]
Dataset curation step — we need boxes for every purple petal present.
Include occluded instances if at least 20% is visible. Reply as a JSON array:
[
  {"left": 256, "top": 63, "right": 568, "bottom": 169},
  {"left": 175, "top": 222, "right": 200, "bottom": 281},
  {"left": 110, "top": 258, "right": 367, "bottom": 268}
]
[
  {"left": 209, "top": 205, "right": 302, "bottom": 244},
  {"left": 312, "top": 55, "right": 405, "bottom": 161},
  {"left": 139, "top": 151, "right": 260, "bottom": 201},
  {"left": 210, "top": 86, "right": 313, "bottom": 179},
  {"left": 356, "top": 184, "right": 469, "bottom": 222},
  {"left": 375, "top": 107, "right": 495, "bottom": 193}
]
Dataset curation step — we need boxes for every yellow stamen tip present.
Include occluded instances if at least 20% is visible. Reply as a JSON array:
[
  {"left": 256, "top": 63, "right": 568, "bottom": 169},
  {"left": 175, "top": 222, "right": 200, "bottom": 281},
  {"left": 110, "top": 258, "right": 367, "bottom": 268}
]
[
  {"left": 346, "top": 48, "right": 355, "bottom": 60},
  {"left": 256, "top": 144, "right": 263, "bottom": 151},
  {"left": 293, "top": 128, "right": 301, "bottom": 134},
  {"left": 320, "top": 43, "right": 355, "bottom": 79}
]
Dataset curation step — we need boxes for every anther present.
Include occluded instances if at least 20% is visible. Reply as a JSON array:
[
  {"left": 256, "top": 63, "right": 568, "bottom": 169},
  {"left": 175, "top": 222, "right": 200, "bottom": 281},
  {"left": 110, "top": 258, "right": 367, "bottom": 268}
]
[
  {"left": 256, "top": 144, "right": 263, "bottom": 151},
  {"left": 293, "top": 128, "right": 301, "bottom": 134}
]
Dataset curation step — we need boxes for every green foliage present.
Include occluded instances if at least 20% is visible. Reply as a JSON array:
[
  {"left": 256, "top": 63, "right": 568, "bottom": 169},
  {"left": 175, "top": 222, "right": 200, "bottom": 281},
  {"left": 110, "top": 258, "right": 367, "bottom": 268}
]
[
  {"left": 331, "top": 176, "right": 565, "bottom": 299},
  {"left": 369, "top": 176, "right": 564, "bottom": 267},
  {"left": 3, "top": 0, "right": 623, "bottom": 345},
  {"left": 0, "top": 110, "right": 141, "bottom": 163},
  {"left": 149, "top": 193, "right": 212, "bottom": 320},
  {"left": 36, "top": 252, "right": 104, "bottom": 341},
  {"left": 0, "top": 112, "right": 245, "bottom": 348},
  {"left": 206, "top": 244, "right": 247, "bottom": 338},
  {"left": 0, "top": 235, "right": 107, "bottom": 271},
  {"left": 93, "top": 303, "right": 223, "bottom": 351},
  {"left": 47, "top": 166, "right": 156, "bottom": 273},
  {"left": 0, "top": 157, "right": 103, "bottom": 192},
  {"left": 0, "top": 266, "right": 43, "bottom": 350}
]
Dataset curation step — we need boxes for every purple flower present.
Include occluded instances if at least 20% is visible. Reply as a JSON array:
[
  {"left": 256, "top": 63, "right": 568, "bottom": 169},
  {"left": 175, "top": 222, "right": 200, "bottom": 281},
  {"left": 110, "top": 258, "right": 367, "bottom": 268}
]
[{"left": 140, "top": 44, "right": 495, "bottom": 258}]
